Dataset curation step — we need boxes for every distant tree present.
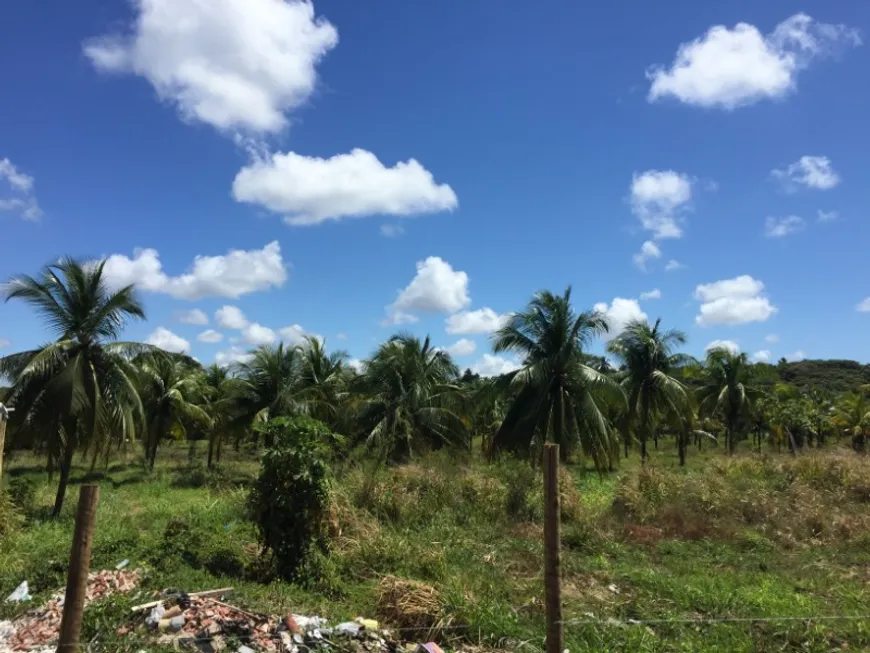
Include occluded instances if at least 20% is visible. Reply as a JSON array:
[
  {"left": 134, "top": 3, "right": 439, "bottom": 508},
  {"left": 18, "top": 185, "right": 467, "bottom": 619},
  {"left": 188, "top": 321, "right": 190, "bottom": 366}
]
[
  {"left": 697, "top": 349, "right": 763, "bottom": 454},
  {"left": 201, "top": 364, "right": 243, "bottom": 468},
  {"left": 297, "top": 336, "right": 350, "bottom": 432},
  {"left": 356, "top": 333, "right": 466, "bottom": 462},
  {"left": 490, "top": 288, "right": 624, "bottom": 469},
  {"left": 834, "top": 388, "right": 870, "bottom": 452},
  {"left": 0, "top": 258, "right": 150, "bottom": 515},
  {"left": 607, "top": 318, "right": 694, "bottom": 461}
]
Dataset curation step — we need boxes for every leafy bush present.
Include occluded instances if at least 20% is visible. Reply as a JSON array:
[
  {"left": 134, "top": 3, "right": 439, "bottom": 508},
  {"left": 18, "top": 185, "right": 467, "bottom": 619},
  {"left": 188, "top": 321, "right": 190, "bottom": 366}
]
[
  {"left": 7, "top": 477, "right": 36, "bottom": 514},
  {"left": 248, "top": 417, "right": 333, "bottom": 583},
  {"left": 172, "top": 461, "right": 237, "bottom": 491},
  {"left": 157, "top": 515, "right": 253, "bottom": 579}
]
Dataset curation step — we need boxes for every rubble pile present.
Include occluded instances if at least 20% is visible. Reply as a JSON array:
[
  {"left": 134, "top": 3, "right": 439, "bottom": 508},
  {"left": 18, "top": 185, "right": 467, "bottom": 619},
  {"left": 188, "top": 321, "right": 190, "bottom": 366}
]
[{"left": 0, "top": 569, "right": 141, "bottom": 652}]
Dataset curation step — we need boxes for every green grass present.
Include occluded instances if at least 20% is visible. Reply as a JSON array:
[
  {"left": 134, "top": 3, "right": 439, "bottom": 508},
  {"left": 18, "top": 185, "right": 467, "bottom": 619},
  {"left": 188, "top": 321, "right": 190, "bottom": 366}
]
[{"left": 3, "top": 440, "right": 870, "bottom": 652}]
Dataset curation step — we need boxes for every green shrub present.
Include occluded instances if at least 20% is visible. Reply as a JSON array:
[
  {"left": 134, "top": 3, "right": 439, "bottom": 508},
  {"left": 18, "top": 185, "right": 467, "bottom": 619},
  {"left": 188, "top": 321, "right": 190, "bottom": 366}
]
[
  {"left": 248, "top": 417, "right": 333, "bottom": 583},
  {"left": 8, "top": 477, "right": 37, "bottom": 514},
  {"left": 157, "top": 515, "right": 252, "bottom": 579},
  {"left": 492, "top": 458, "right": 541, "bottom": 522}
]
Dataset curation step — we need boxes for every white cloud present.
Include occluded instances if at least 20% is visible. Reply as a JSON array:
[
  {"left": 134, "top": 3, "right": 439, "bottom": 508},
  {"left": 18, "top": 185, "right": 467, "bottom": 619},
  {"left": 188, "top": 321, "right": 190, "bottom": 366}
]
[
  {"left": 639, "top": 289, "right": 662, "bottom": 300},
  {"left": 243, "top": 323, "right": 277, "bottom": 346},
  {"left": 178, "top": 309, "right": 209, "bottom": 325},
  {"left": 753, "top": 350, "right": 772, "bottom": 362},
  {"left": 647, "top": 14, "right": 861, "bottom": 110},
  {"left": 146, "top": 327, "right": 191, "bottom": 354},
  {"left": 278, "top": 324, "right": 309, "bottom": 346},
  {"left": 472, "top": 354, "right": 521, "bottom": 378},
  {"left": 765, "top": 334, "right": 780, "bottom": 344},
  {"left": 336, "top": 333, "right": 347, "bottom": 340},
  {"left": 665, "top": 259, "right": 685, "bottom": 271},
  {"left": 381, "top": 311, "right": 420, "bottom": 327},
  {"left": 233, "top": 149, "right": 458, "bottom": 225},
  {"left": 0, "top": 338, "right": 10, "bottom": 349},
  {"left": 347, "top": 358, "right": 364, "bottom": 373},
  {"left": 445, "top": 308, "right": 509, "bottom": 335},
  {"left": 856, "top": 298, "right": 870, "bottom": 313},
  {"left": 215, "top": 306, "right": 248, "bottom": 330},
  {"left": 633, "top": 240, "right": 662, "bottom": 270},
  {"left": 630, "top": 170, "right": 693, "bottom": 239},
  {"left": 764, "top": 215, "right": 805, "bottom": 238},
  {"left": 388, "top": 257, "right": 470, "bottom": 321},
  {"left": 0, "top": 158, "right": 42, "bottom": 221},
  {"left": 84, "top": 0, "right": 338, "bottom": 135},
  {"left": 694, "top": 275, "right": 777, "bottom": 326},
  {"left": 197, "top": 329, "right": 224, "bottom": 344},
  {"left": 593, "top": 298, "right": 648, "bottom": 336},
  {"left": 788, "top": 350, "right": 807, "bottom": 362},
  {"left": 706, "top": 339, "right": 740, "bottom": 355},
  {"left": 380, "top": 224, "right": 405, "bottom": 238},
  {"left": 817, "top": 210, "right": 838, "bottom": 223},
  {"left": 772, "top": 155, "right": 841, "bottom": 190},
  {"left": 444, "top": 338, "right": 476, "bottom": 357},
  {"left": 215, "top": 346, "right": 254, "bottom": 367},
  {"left": 103, "top": 241, "right": 287, "bottom": 300}
]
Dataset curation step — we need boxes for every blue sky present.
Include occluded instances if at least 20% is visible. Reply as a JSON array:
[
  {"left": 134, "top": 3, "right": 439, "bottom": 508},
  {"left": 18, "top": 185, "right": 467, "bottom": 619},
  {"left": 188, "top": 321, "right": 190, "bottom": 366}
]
[{"left": 1, "top": 0, "right": 869, "bottom": 373}]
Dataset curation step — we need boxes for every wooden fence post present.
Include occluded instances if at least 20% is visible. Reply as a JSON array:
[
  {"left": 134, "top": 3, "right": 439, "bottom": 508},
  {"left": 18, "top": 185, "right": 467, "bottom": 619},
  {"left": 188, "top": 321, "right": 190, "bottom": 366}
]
[
  {"left": 543, "top": 444, "right": 563, "bottom": 653},
  {"left": 57, "top": 485, "right": 100, "bottom": 653}
]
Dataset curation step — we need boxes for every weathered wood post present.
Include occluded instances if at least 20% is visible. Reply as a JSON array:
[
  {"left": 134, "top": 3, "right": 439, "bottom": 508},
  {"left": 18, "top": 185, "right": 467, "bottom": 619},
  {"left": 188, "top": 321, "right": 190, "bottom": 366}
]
[
  {"left": 0, "top": 403, "right": 12, "bottom": 485},
  {"left": 57, "top": 485, "right": 100, "bottom": 652},
  {"left": 543, "top": 444, "right": 563, "bottom": 653}
]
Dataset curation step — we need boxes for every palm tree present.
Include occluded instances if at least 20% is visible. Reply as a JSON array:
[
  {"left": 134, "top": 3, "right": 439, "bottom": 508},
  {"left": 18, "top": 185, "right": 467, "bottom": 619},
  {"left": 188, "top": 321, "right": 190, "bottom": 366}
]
[
  {"left": 137, "top": 354, "right": 211, "bottom": 469},
  {"left": 234, "top": 343, "right": 304, "bottom": 446},
  {"left": 356, "top": 333, "right": 466, "bottom": 462},
  {"left": 834, "top": 388, "right": 870, "bottom": 452},
  {"left": 607, "top": 318, "right": 694, "bottom": 461},
  {"left": 201, "top": 364, "right": 243, "bottom": 468},
  {"left": 0, "top": 258, "right": 148, "bottom": 515},
  {"left": 697, "top": 348, "right": 762, "bottom": 454},
  {"left": 297, "top": 336, "right": 350, "bottom": 432},
  {"left": 490, "top": 288, "right": 624, "bottom": 469}
]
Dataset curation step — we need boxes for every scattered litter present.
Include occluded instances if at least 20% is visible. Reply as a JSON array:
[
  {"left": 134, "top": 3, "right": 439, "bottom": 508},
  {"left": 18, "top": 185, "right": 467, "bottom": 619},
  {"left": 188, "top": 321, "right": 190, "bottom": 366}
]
[
  {"left": 115, "top": 559, "right": 130, "bottom": 570},
  {"left": 416, "top": 644, "right": 445, "bottom": 653},
  {"left": 5, "top": 582, "right": 30, "bottom": 604},
  {"left": 0, "top": 569, "right": 141, "bottom": 652},
  {"left": 607, "top": 583, "right": 620, "bottom": 594}
]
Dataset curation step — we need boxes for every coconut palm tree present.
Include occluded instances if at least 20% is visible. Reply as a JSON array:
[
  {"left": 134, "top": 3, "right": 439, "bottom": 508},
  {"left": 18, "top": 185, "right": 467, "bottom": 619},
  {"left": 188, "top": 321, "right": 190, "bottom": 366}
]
[
  {"left": 356, "top": 333, "right": 466, "bottom": 462},
  {"left": 0, "top": 258, "right": 149, "bottom": 515},
  {"left": 697, "top": 348, "right": 762, "bottom": 454},
  {"left": 297, "top": 336, "right": 350, "bottom": 432},
  {"left": 607, "top": 318, "right": 694, "bottom": 461},
  {"left": 490, "top": 288, "right": 624, "bottom": 469},
  {"left": 234, "top": 343, "right": 305, "bottom": 447},
  {"left": 200, "top": 364, "right": 243, "bottom": 468},
  {"left": 137, "top": 354, "right": 211, "bottom": 469},
  {"left": 834, "top": 388, "right": 870, "bottom": 452}
]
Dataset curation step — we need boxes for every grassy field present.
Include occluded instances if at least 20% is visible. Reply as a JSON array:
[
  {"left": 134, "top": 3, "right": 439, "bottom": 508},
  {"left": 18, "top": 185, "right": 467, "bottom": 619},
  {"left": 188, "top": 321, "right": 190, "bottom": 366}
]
[{"left": 3, "top": 441, "right": 870, "bottom": 652}]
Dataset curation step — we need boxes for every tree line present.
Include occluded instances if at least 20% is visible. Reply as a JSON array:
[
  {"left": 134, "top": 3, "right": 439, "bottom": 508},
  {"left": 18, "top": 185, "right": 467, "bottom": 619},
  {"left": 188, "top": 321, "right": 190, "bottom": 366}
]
[{"left": 1, "top": 259, "right": 868, "bottom": 517}]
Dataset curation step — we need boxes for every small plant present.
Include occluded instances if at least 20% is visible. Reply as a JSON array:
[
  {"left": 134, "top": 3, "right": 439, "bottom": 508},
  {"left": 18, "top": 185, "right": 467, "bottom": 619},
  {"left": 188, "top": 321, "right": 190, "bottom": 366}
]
[
  {"left": 0, "top": 490, "right": 23, "bottom": 536},
  {"left": 248, "top": 417, "right": 333, "bottom": 583},
  {"left": 8, "top": 477, "right": 37, "bottom": 514}
]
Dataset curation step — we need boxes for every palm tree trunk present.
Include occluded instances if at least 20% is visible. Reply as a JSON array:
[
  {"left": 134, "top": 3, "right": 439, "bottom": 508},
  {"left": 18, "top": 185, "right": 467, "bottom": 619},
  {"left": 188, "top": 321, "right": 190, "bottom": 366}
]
[
  {"left": 678, "top": 431, "right": 686, "bottom": 467},
  {"left": 53, "top": 444, "right": 75, "bottom": 518},
  {"left": 207, "top": 436, "right": 215, "bottom": 469},
  {"left": 216, "top": 436, "right": 223, "bottom": 464},
  {"left": 554, "top": 390, "right": 565, "bottom": 463}
]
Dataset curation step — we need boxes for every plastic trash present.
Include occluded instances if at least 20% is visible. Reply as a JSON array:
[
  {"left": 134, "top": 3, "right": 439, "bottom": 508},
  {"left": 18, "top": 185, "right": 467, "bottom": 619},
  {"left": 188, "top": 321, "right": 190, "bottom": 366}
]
[
  {"left": 355, "top": 617, "right": 379, "bottom": 630},
  {"left": 115, "top": 559, "right": 130, "bottom": 570},
  {"left": 6, "top": 581, "right": 31, "bottom": 603},
  {"left": 335, "top": 621, "right": 361, "bottom": 636},
  {"left": 168, "top": 615, "right": 185, "bottom": 632},
  {"left": 292, "top": 614, "right": 326, "bottom": 630},
  {"left": 416, "top": 645, "right": 445, "bottom": 653},
  {"left": 146, "top": 604, "right": 166, "bottom": 628},
  {"left": 237, "top": 646, "right": 256, "bottom": 653}
]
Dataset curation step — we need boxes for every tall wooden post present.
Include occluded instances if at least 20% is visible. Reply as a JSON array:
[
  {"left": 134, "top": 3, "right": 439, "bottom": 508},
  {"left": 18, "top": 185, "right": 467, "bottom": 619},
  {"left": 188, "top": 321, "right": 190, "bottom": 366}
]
[
  {"left": 543, "top": 444, "right": 563, "bottom": 653},
  {"left": 57, "top": 485, "right": 100, "bottom": 653},
  {"left": 0, "top": 403, "right": 11, "bottom": 485}
]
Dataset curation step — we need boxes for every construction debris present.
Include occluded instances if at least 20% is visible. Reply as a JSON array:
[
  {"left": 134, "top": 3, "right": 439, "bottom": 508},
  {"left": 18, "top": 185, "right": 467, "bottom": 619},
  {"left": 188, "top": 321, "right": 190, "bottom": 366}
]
[{"left": 0, "top": 569, "right": 141, "bottom": 652}]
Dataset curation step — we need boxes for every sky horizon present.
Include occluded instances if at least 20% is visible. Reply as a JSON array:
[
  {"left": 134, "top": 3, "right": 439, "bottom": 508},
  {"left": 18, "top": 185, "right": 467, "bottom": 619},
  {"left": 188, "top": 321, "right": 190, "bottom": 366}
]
[{"left": 2, "top": 0, "right": 869, "bottom": 374}]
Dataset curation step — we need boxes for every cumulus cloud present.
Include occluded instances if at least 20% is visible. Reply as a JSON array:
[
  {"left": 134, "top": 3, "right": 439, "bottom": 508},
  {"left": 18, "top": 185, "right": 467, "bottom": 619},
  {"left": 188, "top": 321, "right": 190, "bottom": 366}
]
[
  {"left": 0, "top": 338, "right": 10, "bottom": 349},
  {"left": 764, "top": 215, "right": 805, "bottom": 238},
  {"left": 215, "top": 346, "right": 254, "bottom": 367},
  {"left": 0, "top": 158, "right": 42, "bottom": 221},
  {"left": 817, "top": 210, "right": 838, "bottom": 223},
  {"left": 772, "top": 155, "right": 841, "bottom": 191},
  {"left": 243, "top": 323, "right": 277, "bottom": 346},
  {"left": 233, "top": 149, "right": 457, "bottom": 226},
  {"left": 279, "top": 324, "right": 321, "bottom": 346},
  {"left": 146, "top": 327, "right": 191, "bottom": 354},
  {"left": 197, "top": 329, "right": 224, "bottom": 344},
  {"left": 753, "top": 350, "right": 772, "bottom": 362},
  {"left": 215, "top": 306, "right": 248, "bottom": 330},
  {"left": 765, "top": 334, "right": 780, "bottom": 343},
  {"left": 639, "top": 289, "right": 662, "bottom": 300},
  {"left": 178, "top": 309, "right": 209, "bottom": 325},
  {"left": 705, "top": 339, "right": 740, "bottom": 355},
  {"left": 630, "top": 170, "right": 693, "bottom": 239},
  {"left": 380, "top": 224, "right": 405, "bottom": 238},
  {"left": 472, "top": 354, "right": 521, "bottom": 378},
  {"left": 347, "top": 358, "right": 364, "bottom": 373},
  {"left": 593, "top": 298, "right": 648, "bottom": 336},
  {"left": 84, "top": 0, "right": 338, "bottom": 134},
  {"left": 103, "top": 241, "right": 287, "bottom": 301},
  {"left": 445, "top": 308, "right": 509, "bottom": 335},
  {"left": 444, "top": 338, "right": 477, "bottom": 357},
  {"left": 647, "top": 14, "right": 861, "bottom": 110},
  {"left": 633, "top": 240, "right": 662, "bottom": 270},
  {"left": 381, "top": 311, "right": 419, "bottom": 327},
  {"left": 788, "top": 350, "right": 807, "bottom": 362},
  {"left": 387, "top": 257, "right": 470, "bottom": 322},
  {"left": 665, "top": 259, "right": 685, "bottom": 271},
  {"left": 856, "top": 298, "right": 870, "bottom": 313},
  {"left": 694, "top": 275, "right": 777, "bottom": 326}
]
